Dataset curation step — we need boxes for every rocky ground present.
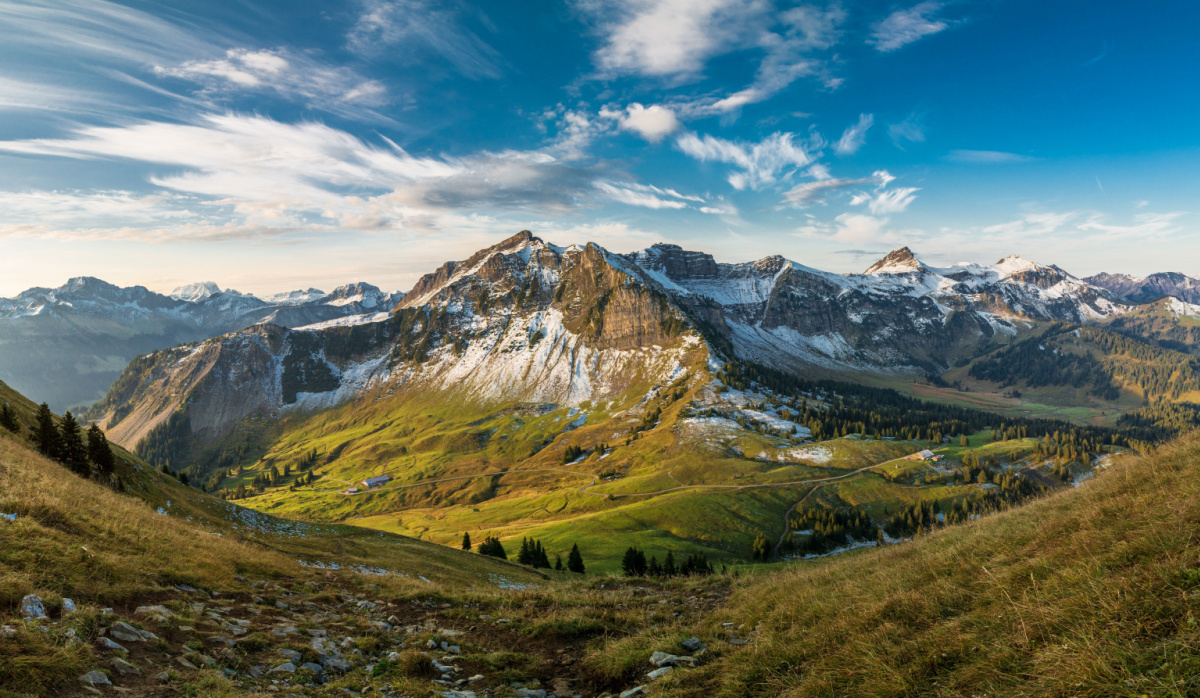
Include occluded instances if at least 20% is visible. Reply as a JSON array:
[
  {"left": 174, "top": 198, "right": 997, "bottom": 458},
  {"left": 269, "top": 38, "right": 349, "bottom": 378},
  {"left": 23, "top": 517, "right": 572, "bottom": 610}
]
[{"left": 7, "top": 572, "right": 736, "bottom": 698}]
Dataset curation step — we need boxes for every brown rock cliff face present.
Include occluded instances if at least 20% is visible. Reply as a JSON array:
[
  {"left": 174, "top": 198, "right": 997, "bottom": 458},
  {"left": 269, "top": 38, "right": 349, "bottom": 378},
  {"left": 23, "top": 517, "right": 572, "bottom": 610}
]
[{"left": 556, "top": 244, "right": 684, "bottom": 351}]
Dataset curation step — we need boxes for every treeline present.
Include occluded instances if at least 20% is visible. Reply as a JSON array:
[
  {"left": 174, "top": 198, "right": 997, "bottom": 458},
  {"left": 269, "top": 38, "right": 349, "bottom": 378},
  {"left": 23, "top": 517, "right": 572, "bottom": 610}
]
[
  {"left": 221, "top": 450, "right": 322, "bottom": 500},
  {"left": 718, "top": 359, "right": 1194, "bottom": 451},
  {"left": 466, "top": 533, "right": 586, "bottom": 574},
  {"left": 969, "top": 327, "right": 1119, "bottom": 399},
  {"left": 969, "top": 324, "right": 1200, "bottom": 403},
  {"left": 773, "top": 506, "right": 877, "bottom": 557},
  {"left": 621, "top": 547, "right": 715, "bottom": 577}
]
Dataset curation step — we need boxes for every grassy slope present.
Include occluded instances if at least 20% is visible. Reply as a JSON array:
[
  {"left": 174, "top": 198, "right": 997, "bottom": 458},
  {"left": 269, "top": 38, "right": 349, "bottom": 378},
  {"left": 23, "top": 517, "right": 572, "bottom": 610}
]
[
  {"left": 626, "top": 432, "right": 1200, "bottom": 697},
  {"left": 225, "top": 369, "right": 937, "bottom": 573},
  {"left": 0, "top": 427, "right": 745, "bottom": 698}
]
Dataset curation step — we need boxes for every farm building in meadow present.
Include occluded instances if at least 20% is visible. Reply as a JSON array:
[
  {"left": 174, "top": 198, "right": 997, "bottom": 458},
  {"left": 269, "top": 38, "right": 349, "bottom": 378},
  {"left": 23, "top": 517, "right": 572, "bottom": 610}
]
[
  {"left": 361, "top": 475, "right": 392, "bottom": 488},
  {"left": 909, "top": 449, "right": 944, "bottom": 462}
]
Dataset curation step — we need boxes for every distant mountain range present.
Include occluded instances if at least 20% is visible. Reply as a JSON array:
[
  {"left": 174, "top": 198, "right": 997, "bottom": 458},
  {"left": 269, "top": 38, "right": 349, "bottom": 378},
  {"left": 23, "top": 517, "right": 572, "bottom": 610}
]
[
  {"left": 89, "top": 231, "right": 1145, "bottom": 456},
  {"left": 1085, "top": 272, "right": 1200, "bottom": 304},
  {"left": 0, "top": 277, "right": 401, "bottom": 411}
]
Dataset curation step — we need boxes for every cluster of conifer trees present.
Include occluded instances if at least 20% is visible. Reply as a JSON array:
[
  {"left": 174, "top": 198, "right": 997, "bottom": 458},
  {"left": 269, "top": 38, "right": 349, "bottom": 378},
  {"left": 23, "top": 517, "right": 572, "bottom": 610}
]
[
  {"left": 27, "top": 403, "right": 116, "bottom": 482},
  {"left": 463, "top": 532, "right": 585, "bottom": 573},
  {"left": 781, "top": 506, "right": 878, "bottom": 556},
  {"left": 621, "top": 547, "right": 714, "bottom": 577}
]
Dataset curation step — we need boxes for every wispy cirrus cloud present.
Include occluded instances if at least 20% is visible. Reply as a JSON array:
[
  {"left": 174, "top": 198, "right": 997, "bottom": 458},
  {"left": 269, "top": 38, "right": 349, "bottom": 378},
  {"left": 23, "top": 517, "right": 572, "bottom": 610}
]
[
  {"left": 154, "top": 48, "right": 391, "bottom": 117},
  {"left": 869, "top": 2, "right": 951, "bottom": 52},
  {"left": 348, "top": 0, "right": 504, "bottom": 79},
  {"left": 833, "top": 113, "right": 874, "bottom": 156},
  {"left": 946, "top": 149, "right": 1035, "bottom": 164},
  {"left": 675, "top": 130, "right": 817, "bottom": 190}
]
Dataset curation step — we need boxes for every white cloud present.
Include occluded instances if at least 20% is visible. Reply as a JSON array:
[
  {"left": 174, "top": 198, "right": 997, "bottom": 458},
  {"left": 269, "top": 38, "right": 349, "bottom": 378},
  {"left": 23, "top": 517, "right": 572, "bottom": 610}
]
[
  {"left": 866, "top": 186, "right": 919, "bottom": 214},
  {"left": 595, "top": 182, "right": 688, "bottom": 209},
  {"left": 983, "top": 211, "right": 1077, "bottom": 238},
  {"left": 947, "top": 150, "right": 1034, "bottom": 164},
  {"left": 154, "top": 48, "right": 389, "bottom": 115},
  {"left": 675, "top": 131, "right": 815, "bottom": 190},
  {"left": 888, "top": 114, "right": 926, "bottom": 148},
  {"left": 618, "top": 103, "right": 681, "bottom": 142},
  {"left": 0, "top": 113, "right": 623, "bottom": 241},
  {"left": 348, "top": 0, "right": 503, "bottom": 79},
  {"left": 783, "top": 169, "right": 895, "bottom": 207},
  {"left": 834, "top": 213, "right": 889, "bottom": 243},
  {"left": 583, "top": 0, "right": 768, "bottom": 80},
  {"left": 833, "top": 113, "right": 874, "bottom": 156},
  {"left": 869, "top": 2, "right": 949, "bottom": 52}
]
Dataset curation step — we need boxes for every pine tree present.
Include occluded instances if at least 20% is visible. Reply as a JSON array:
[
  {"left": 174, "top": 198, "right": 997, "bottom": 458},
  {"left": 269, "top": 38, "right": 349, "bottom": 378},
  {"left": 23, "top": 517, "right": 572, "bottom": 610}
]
[
  {"left": 518, "top": 537, "right": 533, "bottom": 565},
  {"left": 461, "top": 532, "right": 472, "bottom": 551},
  {"left": 0, "top": 403, "right": 18, "bottom": 433},
  {"left": 478, "top": 536, "right": 506, "bottom": 560},
  {"left": 34, "top": 403, "right": 60, "bottom": 460},
  {"left": 87, "top": 424, "right": 116, "bottom": 476},
  {"left": 58, "top": 411, "right": 89, "bottom": 477},
  {"left": 663, "top": 551, "right": 677, "bottom": 577},
  {"left": 535, "top": 540, "right": 550, "bottom": 568},
  {"left": 555, "top": 554, "right": 563, "bottom": 571},
  {"left": 567, "top": 543, "right": 585, "bottom": 574}
]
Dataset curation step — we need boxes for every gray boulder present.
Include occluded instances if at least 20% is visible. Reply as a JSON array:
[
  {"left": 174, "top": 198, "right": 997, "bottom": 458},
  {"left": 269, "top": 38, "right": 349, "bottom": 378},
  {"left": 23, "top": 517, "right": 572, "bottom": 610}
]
[
  {"left": 269, "top": 662, "right": 296, "bottom": 674},
  {"left": 19, "top": 594, "right": 46, "bottom": 620},
  {"left": 108, "top": 621, "right": 150, "bottom": 643},
  {"left": 62, "top": 598, "right": 77, "bottom": 614},
  {"left": 110, "top": 657, "right": 142, "bottom": 677},
  {"left": 98, "top": 637, "right": 128, "bottom": 652},
  {"left": 681, "top": 637, "right": 705, "bottom": 652},
  {"left": 79, "top": 670, "right": 112, "bottom": 687},
  {"left": 277, "top": 648, "right": 302, "bottom": 663}
]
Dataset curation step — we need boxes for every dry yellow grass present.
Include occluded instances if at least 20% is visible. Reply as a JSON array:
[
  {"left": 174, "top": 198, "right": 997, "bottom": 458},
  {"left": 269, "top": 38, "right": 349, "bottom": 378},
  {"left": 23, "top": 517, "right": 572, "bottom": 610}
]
[{"left": 638, "top": 434, "right": 1200, "bottom": 697}]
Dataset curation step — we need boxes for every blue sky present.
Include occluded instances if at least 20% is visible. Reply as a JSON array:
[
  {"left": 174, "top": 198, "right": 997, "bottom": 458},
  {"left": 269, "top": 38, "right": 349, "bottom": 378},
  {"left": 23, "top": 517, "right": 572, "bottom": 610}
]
[{"left": 0, "top": 0, "right": 1197, "bottom": 296}]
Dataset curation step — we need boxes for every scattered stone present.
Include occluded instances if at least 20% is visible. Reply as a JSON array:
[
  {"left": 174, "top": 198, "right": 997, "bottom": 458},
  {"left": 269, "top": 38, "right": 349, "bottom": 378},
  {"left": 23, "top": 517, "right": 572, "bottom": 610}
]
[
  {"left": 110, "top": 657, "right": 142, "bottom": 677},
  {"left": 155, "top": 672, "right": 170, "bottom": 683},
  {"left": 619, "top": 687, "right": 646, "bottom": 698},
  {"left": 649, "top": 651, "right": 696, "bottom": 668},
  {"left": 647, "top": 667, "right": 672, "bottom": 680},
  {"left": 176, "top": 657, "right": 199, "bottom": 670},
  {"left": 19, "top": 594, "right": 46, "bottom": 620},
  {"left": 468, "top": 674, "right": 485, "bottom": 682},
  {"left": 515, "top": 689, "right": 547, "bottom": 698},
  {"left": 221, "top": 621, "right": 248, "bottom": 636},
  {"left": 79, "top": 670, "right": 111, "bottom": 688},
  {"left": 248, "top": 665, "right": 266, "bottom": 678},
  {"left": 100, "top": 608, "right": 113, "bottom": 616},
  {"left": 62, "top": 598, "right": 77, "bottom": 614},
  {"left": 278, "top": 649, "right": 302, "bottom": 663},
  {"left": 109, "top": 622, "right": 150, "bottom": 643},
  {"left": 271, "top": 627, "right": 299, "bottom": 637},
  {"left": 64, "top": 628, "right": 80, "bottom": 644},
  {"left": 681, "top": 637, "right": 705, "bottom": 652},
  {"left": 176, "top": 584, "right": 198, "bottom": 593},
  {"left": 307, "top": 628, "right": 327, "bottom": 638},
  {"left": 269, "top": 662, "right": 297, "bottom": 674},
  {"left": 1, "top": 625, "right": 16, "bottom": 639},
  {"left": 442, "top": 691, "right": 476, "bottom": 698},
  {"left": 300, "top": 662, "right": 325, "bottom": 675},
  {"left": 95, "top": 636, "right": 127, "bottom": 653},
  {"left": 432, "top": 659, "right": 457, "bottom": 674},
  {"left": 324, "top": 657, "right": 352, "bottom": 674}
]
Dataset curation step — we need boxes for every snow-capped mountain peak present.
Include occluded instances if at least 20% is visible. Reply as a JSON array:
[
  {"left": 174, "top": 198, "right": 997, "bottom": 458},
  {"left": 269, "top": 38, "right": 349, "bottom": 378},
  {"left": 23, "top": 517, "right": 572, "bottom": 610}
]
[
  {"left": 864, "top": 247, "right": 923, "bottom": 275},
  {"left": 169, "top": 281, "right": 224, "bottom": 302},
  {"left": 993, "top": 254, "right": 1039, "bottom": 277}
]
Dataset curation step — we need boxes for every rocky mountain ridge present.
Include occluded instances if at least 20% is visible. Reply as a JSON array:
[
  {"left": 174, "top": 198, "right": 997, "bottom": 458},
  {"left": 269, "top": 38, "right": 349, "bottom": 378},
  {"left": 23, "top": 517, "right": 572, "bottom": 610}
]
[
  {"left": 89, "top": 231, "right": 1141, "bottom": 461},
  {"left": 1086, "top": 271, "right": 1200, "bottom": 304},
  {"left": 0, "top": 276, "right": 402, "bottom": 411}
]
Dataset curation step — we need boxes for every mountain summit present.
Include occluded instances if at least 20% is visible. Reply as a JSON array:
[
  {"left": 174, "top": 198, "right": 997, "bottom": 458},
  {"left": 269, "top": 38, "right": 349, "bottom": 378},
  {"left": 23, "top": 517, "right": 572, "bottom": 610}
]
[{"left": 864, "top": 247, "right": 922, "bottom": 274}]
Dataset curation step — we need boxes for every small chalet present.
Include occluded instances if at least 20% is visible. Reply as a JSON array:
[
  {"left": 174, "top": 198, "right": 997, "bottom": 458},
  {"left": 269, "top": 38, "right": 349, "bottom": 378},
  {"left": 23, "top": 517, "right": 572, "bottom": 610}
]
[
  {"left": 361, "top": 475, "right": 392, "bottom": 488},
  {"left": 910, "top": 449, "right": 943, "bottom": 462}
]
